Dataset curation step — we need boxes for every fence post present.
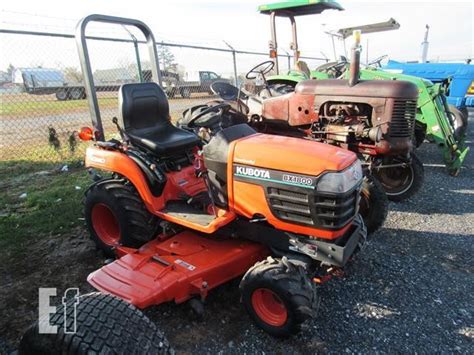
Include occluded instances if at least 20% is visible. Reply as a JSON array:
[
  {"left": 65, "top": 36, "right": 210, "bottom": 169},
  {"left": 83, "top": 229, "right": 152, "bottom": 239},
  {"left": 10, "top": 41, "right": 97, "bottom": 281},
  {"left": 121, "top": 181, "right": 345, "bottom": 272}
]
[
  {"left": 122, "top": 26, "right": 143, "bottom": 82},
  {"left": 224, "top": 41, "right": 238, "bottom": 86},
  {"left": 283, "top": 50, "right": 291, "bottom": 71}
]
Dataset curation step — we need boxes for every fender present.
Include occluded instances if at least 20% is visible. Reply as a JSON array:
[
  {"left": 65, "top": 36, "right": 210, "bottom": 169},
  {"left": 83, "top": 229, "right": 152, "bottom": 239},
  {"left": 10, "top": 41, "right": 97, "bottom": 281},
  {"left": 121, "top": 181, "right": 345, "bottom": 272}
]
[
  {"left": 126, "top": 150, "right": 167, "bottom": 196},
  {"left": 85, "top": 147, "right": 166, "bottom": 212}
]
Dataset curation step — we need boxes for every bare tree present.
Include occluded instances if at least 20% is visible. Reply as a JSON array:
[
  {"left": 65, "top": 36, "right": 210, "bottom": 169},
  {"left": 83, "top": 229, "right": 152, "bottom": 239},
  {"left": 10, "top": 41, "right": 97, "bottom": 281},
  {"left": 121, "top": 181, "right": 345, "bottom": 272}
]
[
  {"left": 64, "top": 67, "right": 83, "bottom": 84},
  {"left": 6, "top": 63, "right": 15, "bottom": 77},
  {"left": 157, "top": 45, "right": 177, "bottom": 72}
]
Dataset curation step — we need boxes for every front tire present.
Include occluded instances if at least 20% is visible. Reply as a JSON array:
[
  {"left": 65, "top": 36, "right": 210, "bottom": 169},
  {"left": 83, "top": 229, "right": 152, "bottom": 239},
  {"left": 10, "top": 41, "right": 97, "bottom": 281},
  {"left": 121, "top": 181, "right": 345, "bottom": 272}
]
[
  {"left": 84, "top": 178, "right": 160, "bottom": 256},
  {"left": 19, "top": 293, "right": 173, "bottom": 354},
  {"left": 240, "top": 257, "right": 318, "bottom": 337},
  {"left": 359, "top": 175, "right": 388, "bottom": 235},
  {"left": 459, "top": 106, "right": 469, "bottom": 122},
  {"left": 448, "top": 104, "right": 468, "bottom": 139},
  {"left": 374, "top": 154, "right": 424, "bottom": 202}
]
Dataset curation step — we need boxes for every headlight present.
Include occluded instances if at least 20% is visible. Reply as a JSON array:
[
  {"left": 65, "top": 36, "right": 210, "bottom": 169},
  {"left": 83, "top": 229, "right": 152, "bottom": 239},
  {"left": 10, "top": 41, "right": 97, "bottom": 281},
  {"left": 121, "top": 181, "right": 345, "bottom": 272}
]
[{"left": 317, "top": 159, "right": 363, "bottom": 193}]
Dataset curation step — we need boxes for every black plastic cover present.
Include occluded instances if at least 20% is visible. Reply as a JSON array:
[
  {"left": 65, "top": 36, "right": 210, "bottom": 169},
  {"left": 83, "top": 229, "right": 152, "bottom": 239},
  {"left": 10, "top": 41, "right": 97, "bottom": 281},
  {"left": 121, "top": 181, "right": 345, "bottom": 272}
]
[{"left": 203, "top": 124, "right": 256, "bottom": 207}]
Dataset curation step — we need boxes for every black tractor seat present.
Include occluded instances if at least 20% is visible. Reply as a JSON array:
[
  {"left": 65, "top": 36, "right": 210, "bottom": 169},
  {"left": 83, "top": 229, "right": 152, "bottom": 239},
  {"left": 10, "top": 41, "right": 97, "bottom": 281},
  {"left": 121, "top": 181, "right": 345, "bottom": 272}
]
[{"left": 119, "top": 82, "right": 200, "bottom": 156}]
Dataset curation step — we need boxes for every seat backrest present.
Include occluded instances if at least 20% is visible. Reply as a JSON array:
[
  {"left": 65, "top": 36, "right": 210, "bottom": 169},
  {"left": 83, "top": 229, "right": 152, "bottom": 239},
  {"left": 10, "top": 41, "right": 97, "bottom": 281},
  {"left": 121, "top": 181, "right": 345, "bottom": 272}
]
[
  {"left": 295, "top": 60, "right": 311, "bottom": 78},
  {"left": 211, "top": 81, "right": 240, "bottom": 101},
  {"left": 118, "top": 82, "right": 170, "bottom": 131}
]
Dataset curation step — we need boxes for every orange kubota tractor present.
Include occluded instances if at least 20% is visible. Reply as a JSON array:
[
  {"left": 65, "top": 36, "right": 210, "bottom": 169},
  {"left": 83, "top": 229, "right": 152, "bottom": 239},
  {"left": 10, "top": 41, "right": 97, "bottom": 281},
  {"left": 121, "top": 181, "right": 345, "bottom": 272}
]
[{"left": 23, "top": 16, "right": 368, "bottom": 348}]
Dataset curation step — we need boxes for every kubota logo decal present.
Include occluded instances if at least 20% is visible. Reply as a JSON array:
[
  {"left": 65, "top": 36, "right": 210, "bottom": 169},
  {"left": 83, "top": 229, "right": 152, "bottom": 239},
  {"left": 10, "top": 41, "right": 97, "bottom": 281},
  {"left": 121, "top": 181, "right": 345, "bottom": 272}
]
[{"left": 235, "top": 166, "right": 271, "bottom": 179}]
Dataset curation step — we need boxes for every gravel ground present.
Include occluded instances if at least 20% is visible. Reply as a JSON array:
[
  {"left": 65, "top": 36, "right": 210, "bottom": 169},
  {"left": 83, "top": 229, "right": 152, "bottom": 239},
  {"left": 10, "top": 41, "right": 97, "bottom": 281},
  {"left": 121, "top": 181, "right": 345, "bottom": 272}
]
[
  {"left": 144, "top": 110, "right": 474, "bottom": 354},
  {"left": 1, "top": 112, "right": 472, "bottom": 354}
]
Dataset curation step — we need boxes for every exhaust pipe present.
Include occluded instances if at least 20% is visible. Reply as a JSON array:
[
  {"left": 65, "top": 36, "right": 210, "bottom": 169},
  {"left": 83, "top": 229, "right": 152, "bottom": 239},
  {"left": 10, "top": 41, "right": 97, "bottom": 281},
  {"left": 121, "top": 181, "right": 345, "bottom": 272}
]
[{"left": 348, "top": 30, "right": 361, "bottom": 87}]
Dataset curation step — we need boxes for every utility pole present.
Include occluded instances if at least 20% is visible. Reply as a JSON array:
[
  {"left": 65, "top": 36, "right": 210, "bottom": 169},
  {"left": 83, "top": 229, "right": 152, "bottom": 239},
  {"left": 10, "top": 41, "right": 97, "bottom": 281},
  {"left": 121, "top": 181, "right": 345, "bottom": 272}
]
[
  {"left": 420, "top": 25, "right": 430, "bottom": 63},
  {"left": 366, "top": 38, "right": 369, "bottom": 65},
  {"left": 224, "top": 41, "right": 238, "bottom": 86},
  {"left": 283, "top": 49, "right": 291, "bottom": 70}
]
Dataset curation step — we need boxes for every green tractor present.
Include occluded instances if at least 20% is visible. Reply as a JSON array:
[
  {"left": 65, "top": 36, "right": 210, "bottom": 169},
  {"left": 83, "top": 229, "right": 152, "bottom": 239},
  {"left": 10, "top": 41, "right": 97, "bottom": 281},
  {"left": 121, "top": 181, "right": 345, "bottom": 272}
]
[{"left": 260, "top": 0, "right": 469, "bottom": 177}]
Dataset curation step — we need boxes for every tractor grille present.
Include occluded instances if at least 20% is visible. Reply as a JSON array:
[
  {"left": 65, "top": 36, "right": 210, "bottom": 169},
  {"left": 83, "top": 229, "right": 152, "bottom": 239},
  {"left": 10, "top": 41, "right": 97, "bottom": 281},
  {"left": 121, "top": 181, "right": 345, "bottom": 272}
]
[
  {"left": 389, "top": 99, "right": 417, "bottom": 138},
  {"left": 267, "top": 187, "right": 359, "bottom": 230}
]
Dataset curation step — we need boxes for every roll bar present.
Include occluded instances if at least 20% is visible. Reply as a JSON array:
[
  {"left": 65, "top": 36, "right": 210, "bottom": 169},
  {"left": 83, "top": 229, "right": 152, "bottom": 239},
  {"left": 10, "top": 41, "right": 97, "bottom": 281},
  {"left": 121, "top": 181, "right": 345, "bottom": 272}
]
[
  {"left": 269, "top": 12, "right": 299, "bottom": 75},
  {"left": 75, "top": 14, "right": 162, "bottom": 141}
]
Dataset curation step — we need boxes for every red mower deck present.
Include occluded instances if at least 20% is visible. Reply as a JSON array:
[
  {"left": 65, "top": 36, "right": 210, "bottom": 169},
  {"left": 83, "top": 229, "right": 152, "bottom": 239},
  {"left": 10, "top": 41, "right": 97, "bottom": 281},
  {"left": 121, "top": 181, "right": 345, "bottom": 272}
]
[{"left": 88, "top": 230, "right": 269, "bottom": 308}]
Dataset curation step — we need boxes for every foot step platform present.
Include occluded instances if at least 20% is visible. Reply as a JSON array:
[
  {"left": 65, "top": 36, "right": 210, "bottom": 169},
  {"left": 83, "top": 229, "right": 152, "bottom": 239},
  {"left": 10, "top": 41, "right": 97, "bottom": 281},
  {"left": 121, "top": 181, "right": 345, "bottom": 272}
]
[{"left": 155, "top": 201, "right": 235, "bottom": 233}]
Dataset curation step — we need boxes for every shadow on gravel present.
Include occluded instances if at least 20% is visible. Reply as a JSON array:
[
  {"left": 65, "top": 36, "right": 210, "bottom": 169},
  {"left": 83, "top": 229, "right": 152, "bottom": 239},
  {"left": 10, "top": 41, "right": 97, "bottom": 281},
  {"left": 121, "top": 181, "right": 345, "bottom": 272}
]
[
  {"left": 311, "top": 226, "right": 473, "bottom": 353},
  {"left": 388, "top": 117, "right": 473, "bottom": 216}
]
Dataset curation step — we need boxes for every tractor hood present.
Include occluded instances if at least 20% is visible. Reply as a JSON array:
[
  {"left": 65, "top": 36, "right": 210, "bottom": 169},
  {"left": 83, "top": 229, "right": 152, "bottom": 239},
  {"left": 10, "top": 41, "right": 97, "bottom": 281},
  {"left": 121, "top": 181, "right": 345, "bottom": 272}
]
[
  {"left": 295, "top": 79, "right": 419, "bottom": 100},
  {"left": 232, "top": 133, "right": 356, "bottom": 176}
]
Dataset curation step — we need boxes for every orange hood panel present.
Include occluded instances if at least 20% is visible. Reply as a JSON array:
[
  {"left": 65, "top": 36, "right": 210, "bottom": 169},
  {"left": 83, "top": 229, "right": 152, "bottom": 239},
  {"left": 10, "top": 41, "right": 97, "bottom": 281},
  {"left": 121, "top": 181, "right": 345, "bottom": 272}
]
[{"left": 232, "top": 134, "right": 356, "bottom": 176}]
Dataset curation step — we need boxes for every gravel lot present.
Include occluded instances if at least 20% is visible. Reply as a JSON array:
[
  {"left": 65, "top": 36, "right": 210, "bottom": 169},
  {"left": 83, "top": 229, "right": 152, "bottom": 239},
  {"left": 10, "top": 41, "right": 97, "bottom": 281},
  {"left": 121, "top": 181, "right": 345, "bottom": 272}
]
[{"left": 1, "top": 112, "right": 472, "bottom": 354}]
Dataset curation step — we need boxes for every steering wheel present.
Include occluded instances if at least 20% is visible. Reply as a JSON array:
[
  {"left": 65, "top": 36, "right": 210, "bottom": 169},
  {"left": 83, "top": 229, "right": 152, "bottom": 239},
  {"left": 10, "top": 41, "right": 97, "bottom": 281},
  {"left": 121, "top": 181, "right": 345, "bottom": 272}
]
[
  {"left": 316, "top": 60, "right": 347, "bottom": 75},
  {"left": 246, "top": 60, "right": 275, "bottom": 80},
  {"left": 368, "top": 55, "right": 388, "bottom": 68},
  {"left": 185, "top": 103, "right": 231, "bottom": 128}
]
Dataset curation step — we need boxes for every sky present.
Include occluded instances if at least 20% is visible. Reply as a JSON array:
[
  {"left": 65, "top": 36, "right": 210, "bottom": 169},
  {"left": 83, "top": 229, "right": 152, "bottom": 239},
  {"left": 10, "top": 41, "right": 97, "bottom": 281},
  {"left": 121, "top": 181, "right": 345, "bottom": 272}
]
[{"left": 0, "top": 0, "right": 473, "bottom": 78}]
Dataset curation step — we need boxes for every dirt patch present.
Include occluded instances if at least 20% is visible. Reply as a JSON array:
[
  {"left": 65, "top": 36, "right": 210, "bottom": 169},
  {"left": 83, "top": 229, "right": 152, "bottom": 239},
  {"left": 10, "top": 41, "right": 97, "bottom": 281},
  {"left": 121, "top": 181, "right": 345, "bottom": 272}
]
[{"left": 0, "top": 227, "right": 102, "bottom": 349}]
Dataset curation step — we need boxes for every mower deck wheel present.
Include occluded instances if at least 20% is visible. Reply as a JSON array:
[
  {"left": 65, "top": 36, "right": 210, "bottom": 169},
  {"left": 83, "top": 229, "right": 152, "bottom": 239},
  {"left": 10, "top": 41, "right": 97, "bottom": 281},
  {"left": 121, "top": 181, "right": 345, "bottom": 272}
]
[
  {"left": 359, "top": 175, "right": 388, "bottom": 235},
  {"left": 240, "top": 256, "right": 318, "bottom": 337},
  {"left": 85, "top": 178, "right": 160, "bottom": 257},
  {"left": 19, "top": 293, "right": 173, "bottom": 355}
]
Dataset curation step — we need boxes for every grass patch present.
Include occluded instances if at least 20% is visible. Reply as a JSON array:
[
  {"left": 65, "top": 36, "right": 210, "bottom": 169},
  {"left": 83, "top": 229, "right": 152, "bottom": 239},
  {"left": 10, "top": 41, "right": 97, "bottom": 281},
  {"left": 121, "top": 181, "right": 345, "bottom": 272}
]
[
  {"left": 1, "top": 96, "right": 117, "bottom": 118},
  {"left": 0, "top": 140, "right": 89, "bottom": 161},
  {"left": 0, "top": 159, "right": 91, "bottom": 254}
]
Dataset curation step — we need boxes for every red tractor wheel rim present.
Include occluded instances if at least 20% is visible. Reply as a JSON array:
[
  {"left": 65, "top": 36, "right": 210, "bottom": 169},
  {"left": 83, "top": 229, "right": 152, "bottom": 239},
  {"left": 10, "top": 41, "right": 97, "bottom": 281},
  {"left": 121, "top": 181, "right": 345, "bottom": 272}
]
[
  {"left": 91, "top": 203, "right": 120, "bottom": 246},
  {"left": 251, "top": 288, "right": 288, "bottom": 327}
]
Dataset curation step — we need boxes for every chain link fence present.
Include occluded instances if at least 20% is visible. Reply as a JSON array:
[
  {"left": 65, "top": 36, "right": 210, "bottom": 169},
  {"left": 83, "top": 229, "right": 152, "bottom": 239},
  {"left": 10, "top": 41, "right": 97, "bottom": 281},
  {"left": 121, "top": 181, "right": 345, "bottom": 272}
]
[{"left": 0, "top": 28, "right": 326, "bottom": 163}]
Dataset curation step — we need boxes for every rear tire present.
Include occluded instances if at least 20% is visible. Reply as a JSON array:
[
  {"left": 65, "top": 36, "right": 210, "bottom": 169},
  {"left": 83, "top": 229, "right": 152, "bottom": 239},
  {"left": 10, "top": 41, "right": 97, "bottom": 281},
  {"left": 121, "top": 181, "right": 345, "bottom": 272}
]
[
  {"left": 414, "top": 122, "right": 427, "bottom": 148},
  {"left": 374, "top": 154, "right": 424, "bottom": 202},
  {"left": 460, "top": 106, "right": 469, "bottom": 122},
  {"left": 84, "top": 178, "right": 160, "bottom": 257},
  {"left": 167, "top": 89, "right": 175, "bottom": 99},
  {"left": 240, "top": 257, "right": 318, "bottom": 337},
  {"left": 55, "top": 89, "right": 68, "bottom": 101},
  {"left": 448, "top": 104, "right": 468, "bottom": 139},
  {"left": 359, "top": 175, "right": 388, "bottom": 235},
  {"left": 19, "top": 293, "right": 173, "bottom": 355},
  {"left": 180, "top": 87, "right": 191, "bottom": 98},
  {"left": 70, "top": 87, "right": 84, "bottom": 100}
]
